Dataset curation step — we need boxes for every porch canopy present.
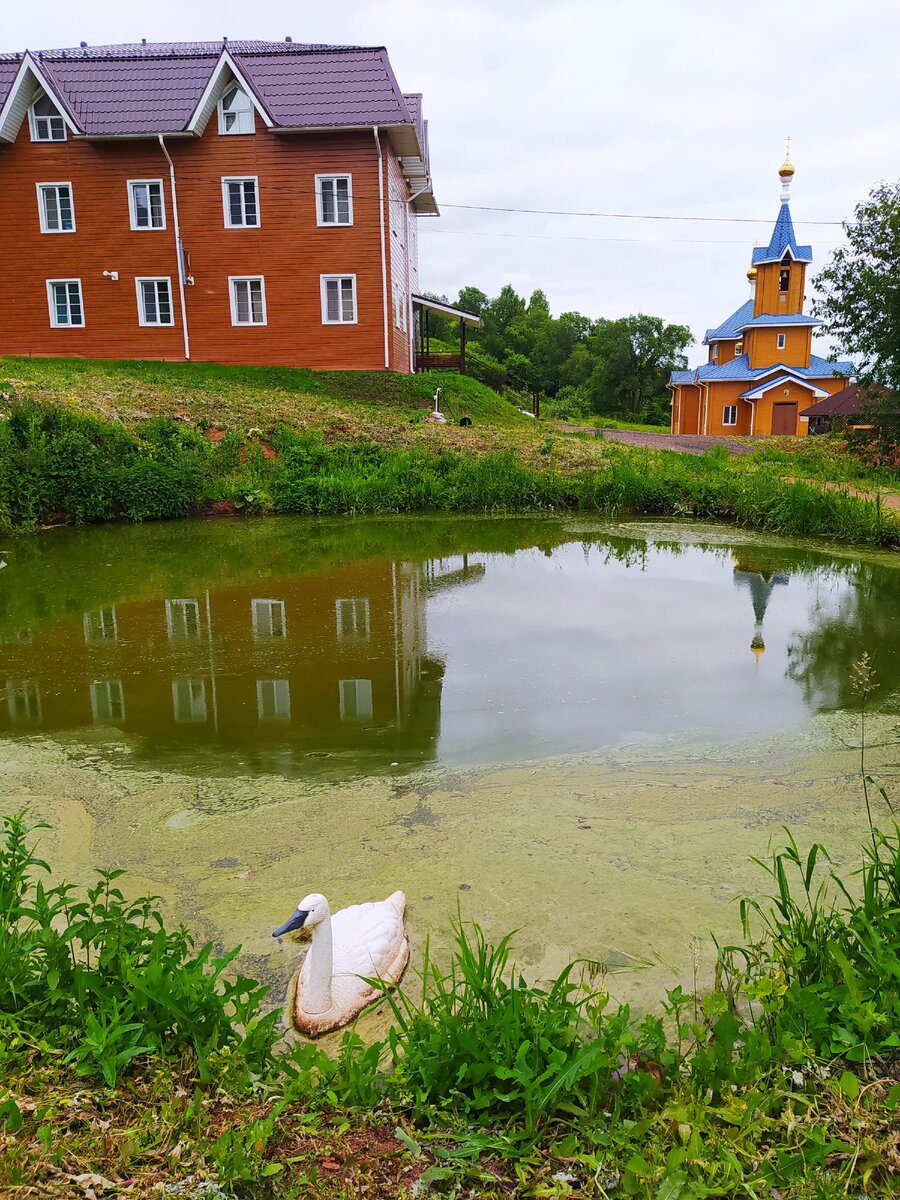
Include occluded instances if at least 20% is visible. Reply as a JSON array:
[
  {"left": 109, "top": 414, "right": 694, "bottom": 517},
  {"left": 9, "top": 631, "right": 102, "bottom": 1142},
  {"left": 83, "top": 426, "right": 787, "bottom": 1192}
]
[{"left": 412, "top": 294, "right": 483, "bottom": 373}]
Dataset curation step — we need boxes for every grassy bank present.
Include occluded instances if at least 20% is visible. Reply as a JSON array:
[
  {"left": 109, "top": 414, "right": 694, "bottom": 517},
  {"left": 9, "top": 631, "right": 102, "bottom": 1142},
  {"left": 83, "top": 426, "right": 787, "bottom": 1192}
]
[
  {"left": 2, "top": 762, "right": 900, "bottom": 1199},
  {"left": 1, "top": 357, "right": 898, "bottom": 546}
]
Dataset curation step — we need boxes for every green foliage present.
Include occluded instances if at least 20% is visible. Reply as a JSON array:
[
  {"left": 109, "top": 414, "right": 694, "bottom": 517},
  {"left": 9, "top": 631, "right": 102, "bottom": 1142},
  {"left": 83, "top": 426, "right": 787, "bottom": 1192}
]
[
  {"left": 0, "top": 812, "right": 278, "bottom": 1086},
  {"left": 381, "top": 920, "right": 665, "bottom": 1141}
]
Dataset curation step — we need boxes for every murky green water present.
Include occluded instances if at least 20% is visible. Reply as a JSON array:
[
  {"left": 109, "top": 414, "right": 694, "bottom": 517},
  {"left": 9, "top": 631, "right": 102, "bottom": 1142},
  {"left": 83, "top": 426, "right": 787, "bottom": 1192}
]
[
  {"left": 1, "top": 516, "right": 898, "bottom": 1013},
  {"left": 2, "top": 516, "right": 898, "bottom": 773}
]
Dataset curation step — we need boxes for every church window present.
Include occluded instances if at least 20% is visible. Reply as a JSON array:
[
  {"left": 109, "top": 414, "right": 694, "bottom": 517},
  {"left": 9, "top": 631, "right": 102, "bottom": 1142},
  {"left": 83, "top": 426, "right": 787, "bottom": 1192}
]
[
  {"left": 776, "top": 332, "right": 786, "bottom": 350},
  {"left": 722, "top": 405, "right": 737, "bottom": 426},
  {"left": 734, "top": 342, "right": 743, "bottom": 356},
  {"left": 711, "top": 343, "right": 718, "bottom": 360},
  {"left": 218, "top": 85, "right": 254, "bottom": 135},
  {"left": 779, "top": 258, "right": 791, "bottom": 291}
]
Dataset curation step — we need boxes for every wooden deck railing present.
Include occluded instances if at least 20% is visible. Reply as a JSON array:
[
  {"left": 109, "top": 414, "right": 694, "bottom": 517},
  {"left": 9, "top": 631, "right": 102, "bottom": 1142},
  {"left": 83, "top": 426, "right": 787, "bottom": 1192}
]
[{"left": 415, "top": 352, "right": 464, "bottom": 372}]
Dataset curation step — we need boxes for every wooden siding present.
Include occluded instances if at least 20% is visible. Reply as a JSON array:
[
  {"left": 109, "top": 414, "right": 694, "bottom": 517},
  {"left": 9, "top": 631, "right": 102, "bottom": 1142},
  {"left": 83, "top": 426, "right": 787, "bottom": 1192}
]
[{"left": 0, "top": 113, "right": 408, "bottom": 370}]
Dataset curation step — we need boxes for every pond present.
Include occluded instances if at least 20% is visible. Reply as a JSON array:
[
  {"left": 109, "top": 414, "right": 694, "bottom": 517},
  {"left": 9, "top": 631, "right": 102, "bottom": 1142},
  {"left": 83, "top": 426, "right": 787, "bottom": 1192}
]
[{"left": 1, "top": 515, "right": 898, "bottom": 1011}]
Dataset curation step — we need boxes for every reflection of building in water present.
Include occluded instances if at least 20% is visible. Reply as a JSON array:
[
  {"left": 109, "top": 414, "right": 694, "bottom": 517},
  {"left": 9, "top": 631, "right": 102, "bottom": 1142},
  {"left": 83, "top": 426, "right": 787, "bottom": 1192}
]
[
  {"left": 0, "top": 558, "right": 464, "bottom": 768},
  {"left": 732, "top": 552, "right": 790, "bottom": 658}
]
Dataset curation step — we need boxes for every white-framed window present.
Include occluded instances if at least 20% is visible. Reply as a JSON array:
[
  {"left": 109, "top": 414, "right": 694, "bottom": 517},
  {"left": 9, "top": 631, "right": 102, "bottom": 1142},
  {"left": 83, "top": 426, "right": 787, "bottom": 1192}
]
[
  {"left": 252, "top": 598, "right": 286, "bottom": 638},
  {"left": 257, "top": 679, "right": 291, "bottom": 721},
  {"left": 321, "top": 275, "right": 357, "bottom": 325},
  {"left": 136, "top": 278, "right": 174, "bottom": 326},
  {"left": 166, "top": 598, "right": 201, "bottom": 640},
  {"left": 316, "top": 174, "right": 353, "bottom": 226},
  {"left": 128, "top": 179, "right": 165, "bottom": 230},
  {"left": 91, "top": 680, "right": 125, "bottom": 723},
  {"left": 172, "top": 679, "right": 207, "bottom": 723},
  {"left": 734, "top": 342, "right": 743, "bottom": 356},
  {"left": 46, "top": 279, "right": 84, "bottom": 328},
  {"left": 722, "top": 405, "right": 738, "bottom": 427},
  {"left": 29, "top": 92, "right": 66, "bottom": 141},
  {"left": 222, "top": 177, "right": 259, "bottom": 227},
  {"left": 392, "top": 283, "right": 407, "bottom": 332},
  {"left": 83, "top": 607, "right": 118, "bottom": 642},
  {"left": 37, "top": 182, "right": 75, "bottom": 233},
  {"left": 711, "top": 343, "right": 718, "bottom": 361},
  {"left": 335, "top": 597, "right": 370, "bottom": 639},
  {"left": 389, "top": 180, "right": 404, "bottom": 245},
  {"left": 6, "top": 680, "right": 42, "bottom": 724},
  {"left": 229, "top": 277, "right": 267, "bottom": 326},
  {"left": 339, "top": 678, "right": 373, "bottom": 722},
  {"left": 218, "top": 84, "right": 254, "bottom": 135},
  {"left": 776, "top": 332, "right": 786, "bottom": 350}
]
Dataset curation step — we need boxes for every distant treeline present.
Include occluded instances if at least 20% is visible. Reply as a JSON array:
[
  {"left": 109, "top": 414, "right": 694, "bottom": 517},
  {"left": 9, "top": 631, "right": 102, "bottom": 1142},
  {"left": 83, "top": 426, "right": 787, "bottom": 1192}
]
[{"left": 421, "top": 285, "right": 692, "bottom": 424}]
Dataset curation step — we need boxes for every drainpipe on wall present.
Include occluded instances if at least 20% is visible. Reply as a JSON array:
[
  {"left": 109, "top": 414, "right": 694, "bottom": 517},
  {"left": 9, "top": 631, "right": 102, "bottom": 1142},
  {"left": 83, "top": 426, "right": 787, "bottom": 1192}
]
[
  {"left": 158, "top": 134, "right": 190, "bottom": 361},
  {"left": 405, "top": 185, "right": 430, "bottom": 373},
  {"left": 374, "top": 126, "right": 390, "bottom": 370}
]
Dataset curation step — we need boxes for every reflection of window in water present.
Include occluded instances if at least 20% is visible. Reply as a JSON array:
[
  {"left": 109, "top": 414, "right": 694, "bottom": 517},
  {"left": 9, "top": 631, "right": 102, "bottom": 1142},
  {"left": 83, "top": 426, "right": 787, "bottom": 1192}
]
[
  {"left": 83, "top": 607, "right": 118, "bottom": 642},
  {"left": 335, "top": 597, "right": 370, "bottom": 639},
  {"left": 252, "top": 598, "right": 286, "bottom": 638},
  {"left": 257, "top": 679, "right": 290, "bottom": 720},
  {"left": 172, "top": 679, "right": 207, "bottom": 722},
  {"left": 6, "top": 680, "right": 41, "bottom": 723},
  {"left": 339, "top": 678, "right": 373, "bottom": 721},
  {"left": 166, "top": 599, "right": 201, "bottom": 640},
  {"left": 91, "top": 680, "right": 125, "bottom": 722}
]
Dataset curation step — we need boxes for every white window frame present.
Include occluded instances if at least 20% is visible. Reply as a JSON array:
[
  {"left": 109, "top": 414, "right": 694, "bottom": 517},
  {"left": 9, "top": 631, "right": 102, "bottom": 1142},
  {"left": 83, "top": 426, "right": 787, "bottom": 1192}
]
[
  {"left": 127, "top": 178, "right": 166, "bottom": 230},
  {"left": 36, "top": 182, "right": 75, "bottom": 233},
  {"left": 315, "top": 174, "right": 353, "bottom": 226},
  {"left": 251, "top": 598, "right": 286, "bottom": 639},
  {"left": 393, "top": 283, "right": 407, "bottom": 332},
  {"left": 222, "top": 176, "right": 260, "bottom": 228},
  {"left": 136, "top": 277, "right": 175, "bottom": 327},
  {"left": 257, "top": 679, "right": 291, "bottom": 721},
  {"left": 165, "top": 598, "right": 201, "bottom": 640},
  {"left": 734, "top": 342, "right": 743, "bottom": 356},
  {"left": 335, "top": 597, "right": 370, "bottom": 639},
  {"left": 339, "top": 678, "right": 373, "bottom": 722},
  {"left": 6, "top": 680, "right": 42, "bottom": 723},
  {"left": 218, "top": 84, "right": 255, "bottom": 135},
  {"left": 389, "top": 180, "right": 404, "bottom": 246},
  {"left": 776, "top": 332, "right": 786, "bottom": 350},
  {"left": 46, "top": 279, "right": 84, "bottom": 328},
  {"left": 91, "top": 680, "right": 125, "bottom": 723},
  {"left": 320, "top": 275, "right": 358, "bottom": 325},
  {"left": 83, "top": 607, "right": 118, "bottom": 642},
  {"left": 710, "top": 343, "right": 718, "bottom": 361},
  {"left": 29, "top": 91, "right": 66, "bottom": 142},
  {"left": 172, "top": 679, "right": 208, "bottom": 723},
  {"left": 722, "top": 405, "right": 738, "bottom": 427},
  {"left": 229, "top": 276, "right": 267, "bottom": 326}
]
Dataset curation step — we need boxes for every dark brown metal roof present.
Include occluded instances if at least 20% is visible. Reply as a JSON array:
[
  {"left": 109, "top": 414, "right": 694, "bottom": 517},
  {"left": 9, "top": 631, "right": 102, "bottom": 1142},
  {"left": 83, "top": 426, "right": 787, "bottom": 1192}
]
[
  {"left": 802, "top": 384, "right": 875, "bottom": 418},
  {"left": 0, "top": 40, "right": 420, "bottom": 138}
]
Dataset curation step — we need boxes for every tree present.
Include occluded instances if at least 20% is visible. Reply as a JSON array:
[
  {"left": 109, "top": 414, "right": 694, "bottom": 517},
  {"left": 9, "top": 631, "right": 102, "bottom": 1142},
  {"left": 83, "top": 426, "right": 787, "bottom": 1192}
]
[
  {"left": 584, "top": 314, "right": 692, "bottom": 421},
  {"left": 455, "top": 286, "right": 488, "bottom": 319},
  {"left": 814, "top": 182, "right": 900, "bottom": 456}
]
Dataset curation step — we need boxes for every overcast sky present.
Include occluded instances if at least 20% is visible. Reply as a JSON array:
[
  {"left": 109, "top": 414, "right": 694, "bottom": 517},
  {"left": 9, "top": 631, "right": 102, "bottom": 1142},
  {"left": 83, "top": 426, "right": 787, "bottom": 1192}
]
[{"left": 7, "top": 0, "right": 899, "bottom": 364}]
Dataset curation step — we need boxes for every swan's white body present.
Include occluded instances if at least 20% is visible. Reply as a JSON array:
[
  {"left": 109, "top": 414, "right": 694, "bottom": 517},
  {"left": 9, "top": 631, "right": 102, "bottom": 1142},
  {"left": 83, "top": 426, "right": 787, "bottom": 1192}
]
[{"left": 278, "top": 891, "right": 409, "bottom": 1037}]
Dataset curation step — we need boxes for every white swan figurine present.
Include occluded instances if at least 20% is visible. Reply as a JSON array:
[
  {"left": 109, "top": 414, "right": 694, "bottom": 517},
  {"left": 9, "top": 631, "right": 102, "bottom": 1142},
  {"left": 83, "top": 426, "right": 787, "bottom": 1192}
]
[{"left": 272, "top": 891, "right": 409, "bottom": 1037}]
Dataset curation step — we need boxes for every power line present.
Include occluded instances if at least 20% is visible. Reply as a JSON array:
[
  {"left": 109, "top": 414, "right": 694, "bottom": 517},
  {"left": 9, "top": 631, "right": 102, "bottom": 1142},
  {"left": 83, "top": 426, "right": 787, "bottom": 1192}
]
[
  {"left": 421, "top": 226, "right": 844, "bottom": 248},
  {"left": 439, "top": 202, "right": 843, "bottom": 226}
]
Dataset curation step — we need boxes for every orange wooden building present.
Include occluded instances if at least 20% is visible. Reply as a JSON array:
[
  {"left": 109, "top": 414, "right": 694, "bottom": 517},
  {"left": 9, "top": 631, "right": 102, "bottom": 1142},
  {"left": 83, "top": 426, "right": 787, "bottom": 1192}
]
[
  {"left": 0, "top": 40, "right": 445, "bottom": 371},
  {"left": 668, "top": 160, "right": 855, "bottom": 437}
]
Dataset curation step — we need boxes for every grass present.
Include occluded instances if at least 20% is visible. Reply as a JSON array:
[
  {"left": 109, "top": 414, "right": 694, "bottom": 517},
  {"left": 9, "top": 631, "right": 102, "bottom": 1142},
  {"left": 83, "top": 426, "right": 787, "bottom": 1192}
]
[{"left": 1, "top": 356, "right": 898, "bottom": 547}]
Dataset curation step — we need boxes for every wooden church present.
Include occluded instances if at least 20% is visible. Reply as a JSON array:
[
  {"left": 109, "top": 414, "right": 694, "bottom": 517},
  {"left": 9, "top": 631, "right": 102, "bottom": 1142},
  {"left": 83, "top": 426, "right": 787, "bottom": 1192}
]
[{"left": 668, "top": 157, "right": 855, "bottom": 437}]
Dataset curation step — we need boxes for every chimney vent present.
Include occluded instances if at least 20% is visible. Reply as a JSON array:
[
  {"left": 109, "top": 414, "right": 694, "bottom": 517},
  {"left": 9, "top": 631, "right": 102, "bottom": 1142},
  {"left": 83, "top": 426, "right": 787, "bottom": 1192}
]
[
  {"left": 285, "top": 36, "right": 292, "bottom": 42},
  {"left": 79, "top": 41, "right": 87, "bottom": 48}
]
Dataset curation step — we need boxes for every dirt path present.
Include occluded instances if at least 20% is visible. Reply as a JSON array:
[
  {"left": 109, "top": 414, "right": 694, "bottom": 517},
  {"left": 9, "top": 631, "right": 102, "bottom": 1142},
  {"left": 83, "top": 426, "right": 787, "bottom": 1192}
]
[{"left": 555, "top": 425, "right": 757, "bottom": 455}]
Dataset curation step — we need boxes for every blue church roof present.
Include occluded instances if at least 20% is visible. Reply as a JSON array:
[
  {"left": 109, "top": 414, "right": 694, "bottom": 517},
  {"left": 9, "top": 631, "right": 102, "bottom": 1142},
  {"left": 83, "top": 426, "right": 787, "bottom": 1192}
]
[
  {"left": 739, "top": 313, "right": 822, "bottom": 329},
  {"left": 751, "top": 201, "right": 812, "bottom": 265},
  {"left": 669, "top": 352, "right": 855, "bottom": 387},
  {"left": 703, "top": 299, "right": 754, "bottom": 344}
]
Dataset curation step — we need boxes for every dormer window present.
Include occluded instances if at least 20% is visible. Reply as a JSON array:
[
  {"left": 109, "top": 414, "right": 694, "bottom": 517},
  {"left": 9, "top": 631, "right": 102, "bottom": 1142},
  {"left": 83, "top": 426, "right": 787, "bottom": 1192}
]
[
  {"left": 218, "top": 85, "right": 254, "bottom": 135},
  {"left": 711, "top": 343, "right": 718, "bottom": 361},
  {"left": 734, "top": 341, "right": 743, "bottom": 356},
  {"left": 30, "top": 92, "right": 66, "bottom": 142}
]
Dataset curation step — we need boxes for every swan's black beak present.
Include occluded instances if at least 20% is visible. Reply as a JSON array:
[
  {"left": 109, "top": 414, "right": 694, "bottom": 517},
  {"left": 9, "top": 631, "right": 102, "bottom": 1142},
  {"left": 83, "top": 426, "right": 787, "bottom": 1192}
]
[{"left": 273, "top": 909, "right": 309, "bottom": 938}]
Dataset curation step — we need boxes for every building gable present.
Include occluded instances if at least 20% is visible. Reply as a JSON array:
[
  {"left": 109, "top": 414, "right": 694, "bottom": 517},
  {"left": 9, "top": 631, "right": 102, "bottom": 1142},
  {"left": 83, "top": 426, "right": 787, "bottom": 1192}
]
[{"left": 0, "top": 53, "right": 81, "bottom": 143}]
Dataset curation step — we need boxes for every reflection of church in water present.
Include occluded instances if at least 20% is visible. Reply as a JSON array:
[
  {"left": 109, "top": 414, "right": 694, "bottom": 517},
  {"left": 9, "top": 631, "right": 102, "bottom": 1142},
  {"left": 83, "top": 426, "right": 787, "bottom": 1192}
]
[
  {"left": 732, "top": 551, "right": 789, "bottom": 659},
  {"left": 1, "top": 556, "right": 482, "bottom": 770}
]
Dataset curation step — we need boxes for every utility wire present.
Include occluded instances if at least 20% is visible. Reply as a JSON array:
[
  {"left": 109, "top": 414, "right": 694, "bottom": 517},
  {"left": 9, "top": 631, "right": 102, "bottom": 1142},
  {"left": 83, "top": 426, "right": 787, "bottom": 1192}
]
[
  {"left": 439, "top": 202, "right": 843, "bottom": 226},
  {"left": 420, "top": 226, "right": 844, "bottom": 247}
]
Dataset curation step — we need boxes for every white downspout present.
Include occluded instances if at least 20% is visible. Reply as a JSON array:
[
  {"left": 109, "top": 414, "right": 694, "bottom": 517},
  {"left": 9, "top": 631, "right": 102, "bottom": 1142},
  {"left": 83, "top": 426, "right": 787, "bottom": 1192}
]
[
  {"left": 158, "top": 134, "right": 190, "bottom": 361},
  {"left": 374, "top": 126, "right": 390, "bottom": 370},
  {"left": 405, "top": 185, "right": 430, "bottom": 373},
  {"left": 702, "top": 383, "right": 709, "bottom": 435}
]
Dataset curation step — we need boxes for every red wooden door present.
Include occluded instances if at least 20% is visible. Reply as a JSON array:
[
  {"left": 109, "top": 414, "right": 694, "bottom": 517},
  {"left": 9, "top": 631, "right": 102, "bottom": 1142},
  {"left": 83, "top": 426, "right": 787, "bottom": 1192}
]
[{"left": 772, "top": 403, "right": 797, "bottom": 434}]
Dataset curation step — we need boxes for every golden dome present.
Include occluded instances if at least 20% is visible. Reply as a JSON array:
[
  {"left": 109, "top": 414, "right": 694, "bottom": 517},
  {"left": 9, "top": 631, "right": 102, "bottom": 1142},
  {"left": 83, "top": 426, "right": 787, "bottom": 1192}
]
[
  {"left": 778, "top": 158, "right": 795, "bottom": 178},
  {"left": 747, "top": 266, "right": 758, "bottom": 280}
]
